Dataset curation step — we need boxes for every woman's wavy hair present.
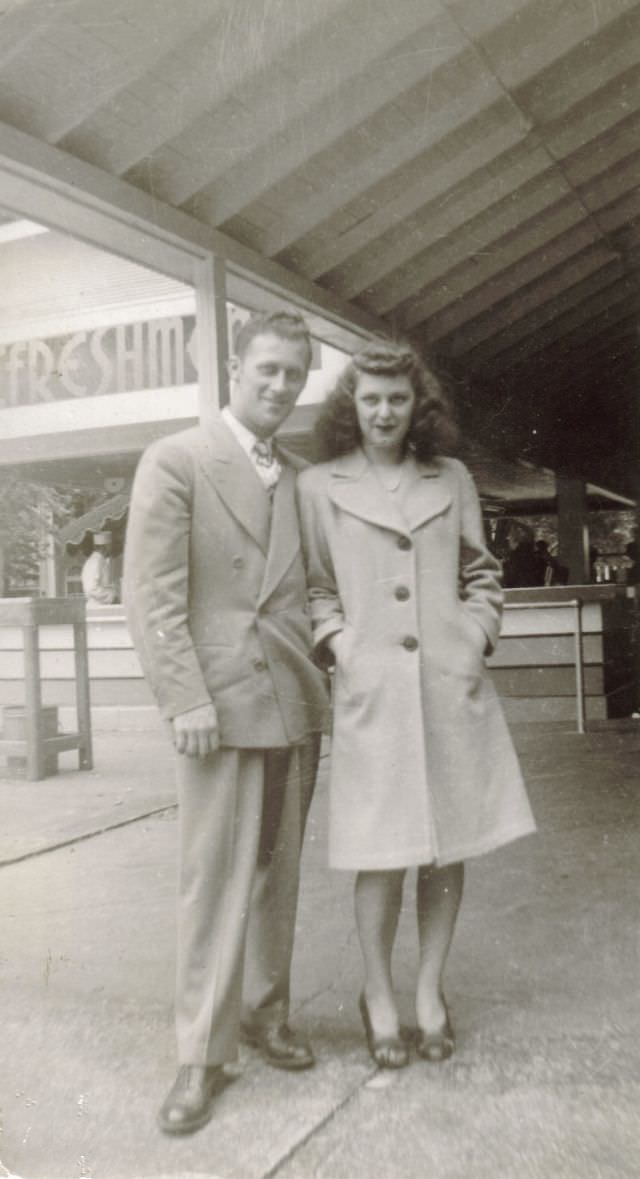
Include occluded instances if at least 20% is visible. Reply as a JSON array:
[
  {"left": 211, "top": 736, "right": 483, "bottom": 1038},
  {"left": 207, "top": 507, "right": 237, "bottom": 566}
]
[{"left": 314, "top": 339, "right": 459, "bottom": 462}]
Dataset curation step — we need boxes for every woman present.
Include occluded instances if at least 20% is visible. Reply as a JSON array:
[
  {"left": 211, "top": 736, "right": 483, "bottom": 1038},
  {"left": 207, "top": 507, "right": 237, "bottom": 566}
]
[{"left": 297, "top": 341, "right": 535, "bottom": 1069}]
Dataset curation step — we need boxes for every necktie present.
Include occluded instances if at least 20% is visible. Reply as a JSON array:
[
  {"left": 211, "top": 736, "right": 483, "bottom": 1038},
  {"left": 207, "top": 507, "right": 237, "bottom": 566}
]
[
  {"left": 253, "top": 439, "right": 274, "bottom": 467},
  {"left": 252, "top": 439, "right": 281, "bottom": 493}
]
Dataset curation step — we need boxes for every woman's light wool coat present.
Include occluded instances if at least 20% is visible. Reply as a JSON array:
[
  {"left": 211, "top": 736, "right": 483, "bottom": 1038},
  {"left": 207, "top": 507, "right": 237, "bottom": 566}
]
[{"left": 297, "top": 452, "right": 536, "bottom": 870}]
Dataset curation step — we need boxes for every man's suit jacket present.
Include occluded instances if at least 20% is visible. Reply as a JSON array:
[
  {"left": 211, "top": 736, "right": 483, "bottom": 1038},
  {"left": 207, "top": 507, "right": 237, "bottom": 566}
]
[{"left": 123, "top": 414, "right": 328, "bottom": 748}]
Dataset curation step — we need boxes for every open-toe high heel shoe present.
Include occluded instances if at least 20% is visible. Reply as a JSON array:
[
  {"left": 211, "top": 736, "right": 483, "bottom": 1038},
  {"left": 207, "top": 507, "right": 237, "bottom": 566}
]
[
  {"left": 358, "top": 993, "right": 410, "bottom": 1069},
  {"left": 416, "top": 997, "right": 455, "bottom": 1063}
]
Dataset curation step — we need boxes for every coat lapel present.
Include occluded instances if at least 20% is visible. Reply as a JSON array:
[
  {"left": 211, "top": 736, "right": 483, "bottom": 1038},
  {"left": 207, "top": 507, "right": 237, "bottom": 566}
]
[
  {"left": 258, "top": 462, "right": 301, "bottom": 606},
  {"left": 194, "top": 417, "right": 271, "bottom": 553},
  {"left": 328, "top": 450, "right": 451, "bottom": 535},
  {"left": 402, "top": 459, "right": 452, "bottom": 532}
]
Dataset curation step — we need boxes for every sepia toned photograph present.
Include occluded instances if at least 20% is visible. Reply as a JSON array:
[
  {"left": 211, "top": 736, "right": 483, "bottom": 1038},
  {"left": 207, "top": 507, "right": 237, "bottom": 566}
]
[{"left": 0, "top": 2, "right": 638, "bottom": 1177}]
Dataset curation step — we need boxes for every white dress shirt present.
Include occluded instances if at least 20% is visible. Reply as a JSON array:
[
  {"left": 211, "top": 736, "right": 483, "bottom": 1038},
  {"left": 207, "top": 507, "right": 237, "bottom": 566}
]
[{"left": 222, "top": 406, "right": 282, "bottom": 491}]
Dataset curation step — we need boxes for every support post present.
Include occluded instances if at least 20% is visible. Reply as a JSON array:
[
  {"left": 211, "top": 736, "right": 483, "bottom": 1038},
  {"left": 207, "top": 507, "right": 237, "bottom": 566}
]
[
  {"left": 74, "top": 618, "right": 93, "bottom": 770},
  {"left": 23, "top": 622, "right": 44, "bottom": 780},
  {"left": 194, "top": 254, "right": 229, "bottom": 427},
  {"left": 557, "top": 475, "right": 590, "bottom": 584}
]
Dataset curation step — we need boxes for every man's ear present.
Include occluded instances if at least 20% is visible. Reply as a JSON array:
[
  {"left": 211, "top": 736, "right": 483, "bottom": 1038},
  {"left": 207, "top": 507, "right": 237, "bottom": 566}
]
[{"left": 227, "top": 354, "right": 239, "bottom": 380}]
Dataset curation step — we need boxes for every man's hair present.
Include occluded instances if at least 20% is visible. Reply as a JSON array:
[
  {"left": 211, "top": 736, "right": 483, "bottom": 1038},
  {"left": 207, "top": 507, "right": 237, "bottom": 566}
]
[
  {"left": 314, "top": 339, "right": 458, "bottom": 462},
  {"left": 234, "top": 309, "right": 312, "bottom": 366}
]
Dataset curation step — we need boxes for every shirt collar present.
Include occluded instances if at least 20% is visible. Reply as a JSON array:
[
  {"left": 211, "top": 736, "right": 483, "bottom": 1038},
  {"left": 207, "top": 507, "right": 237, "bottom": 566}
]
[{"left": 221, "top": 406, "right": 263, "bottom": 458}]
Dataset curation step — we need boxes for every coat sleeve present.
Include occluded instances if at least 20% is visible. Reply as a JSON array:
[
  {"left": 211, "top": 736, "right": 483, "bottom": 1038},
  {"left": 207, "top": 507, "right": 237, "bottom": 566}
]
[
  {"left": 123, "top": 440, "right": 213, "bottom": 721},
  {"left": 456, "top": 461, "right": 504, "bottom": 654},
  {"left": 297, "top": 475, "right": 345, "bottom": 665}
]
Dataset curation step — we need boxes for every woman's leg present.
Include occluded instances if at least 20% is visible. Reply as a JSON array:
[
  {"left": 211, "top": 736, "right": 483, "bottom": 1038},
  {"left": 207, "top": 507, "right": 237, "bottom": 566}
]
[
  {"left": 355, "top": 869, "right": 405, "bottom": 1048},
  {"left": 415, "top": 861, "right": 464, "bottom": 1033}
]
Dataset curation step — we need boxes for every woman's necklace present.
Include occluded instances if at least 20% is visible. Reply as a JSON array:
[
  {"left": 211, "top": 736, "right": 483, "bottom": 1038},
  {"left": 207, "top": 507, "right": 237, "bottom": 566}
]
[{"left": 372, "top": 459, "right": 406, "bottom": 493}]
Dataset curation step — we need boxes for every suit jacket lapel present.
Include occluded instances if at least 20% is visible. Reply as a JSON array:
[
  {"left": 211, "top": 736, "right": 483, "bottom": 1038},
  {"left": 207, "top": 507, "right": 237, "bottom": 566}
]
[
  {"left": 194, "top": 417, "right": 271, "bottom": 553},
  {"left": 258, "top": 462, "right": 300, "bottom": 606},
  {"left": 329, "top": 450, "right": 451, "bottom": 534}
]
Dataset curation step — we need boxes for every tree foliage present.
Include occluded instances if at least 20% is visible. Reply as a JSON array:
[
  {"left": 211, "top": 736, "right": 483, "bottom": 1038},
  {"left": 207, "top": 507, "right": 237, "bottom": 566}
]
[{"left": 0, "top": 477, "right": 76, "bottom": 592}]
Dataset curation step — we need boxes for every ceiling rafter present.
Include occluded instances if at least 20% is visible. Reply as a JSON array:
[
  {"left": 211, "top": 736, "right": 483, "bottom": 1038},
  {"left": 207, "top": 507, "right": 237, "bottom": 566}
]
[
  {"left": 256, "top": 0, "right": 638, "bottom": 260},
  {"left": 61, "top": 0, "right": 348, "bottom": 176},
  {"left": 470, "top": 281, "right": 640, "bottom": 377},
  {"left": 185, "top": 4, "right": 468, "bottom": 232},
  {"left": 0, "top": 0, "right": 83, "bottom": 69},
  {"left": 400, "top": 165, "right": 640, "bottom": 340},
  {"left": 281, "top": 104, "right": 530, "bottom": 281},
  {"left": 321, "top": 135, "right": 554, "bottom": 301},
  {"left": 456, "top": 262, "right": 640, "bottom": 370},
  {"left": 137, "top": 0, "right": 445, "bottom": 211},
  {"left": 260, "top": 60, "right": 509, "bottom": 258},
  {"left": 490, "top": 309, "right": 640, "bottom": 387}
]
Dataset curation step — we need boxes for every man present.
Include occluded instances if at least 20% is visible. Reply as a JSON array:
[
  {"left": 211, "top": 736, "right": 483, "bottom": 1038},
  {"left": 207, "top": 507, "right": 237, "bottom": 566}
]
[
  {"left": 123, "top": 310, "right": 328, "bottom": 1135},
  {"left": 81, "top": 531, "right": 117, "bottom": 604}
]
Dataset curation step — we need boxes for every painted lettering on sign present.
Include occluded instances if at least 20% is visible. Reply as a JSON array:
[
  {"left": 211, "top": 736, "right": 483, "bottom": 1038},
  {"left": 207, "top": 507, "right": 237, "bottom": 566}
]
[{"left": 0, "top": 316, "right": 198, "bottom": 408}]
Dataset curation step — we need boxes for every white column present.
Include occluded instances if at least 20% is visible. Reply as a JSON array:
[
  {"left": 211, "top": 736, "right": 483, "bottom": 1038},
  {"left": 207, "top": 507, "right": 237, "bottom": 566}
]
[{"left": 194, "top": 254, "right": 229, "bottom": 428}]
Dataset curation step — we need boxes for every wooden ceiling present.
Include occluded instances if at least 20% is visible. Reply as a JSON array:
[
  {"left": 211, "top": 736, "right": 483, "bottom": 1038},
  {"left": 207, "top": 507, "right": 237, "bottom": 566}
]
[{"left": 0, "top": 0, "right": 638, "bottom": 493}]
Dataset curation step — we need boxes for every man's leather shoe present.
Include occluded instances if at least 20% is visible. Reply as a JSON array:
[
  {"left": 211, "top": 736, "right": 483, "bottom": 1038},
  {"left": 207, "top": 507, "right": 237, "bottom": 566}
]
[
  {"left": 241, "top": 1021, "right": 315, "bottom": 1070},
  {"left": 157, "top": 1065, "right": 224, "bottom": 1135}
]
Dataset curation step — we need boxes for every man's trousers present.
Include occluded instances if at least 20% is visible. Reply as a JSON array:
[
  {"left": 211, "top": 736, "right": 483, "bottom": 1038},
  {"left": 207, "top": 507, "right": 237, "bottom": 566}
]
[{"left": 174, "top": 737, "right": 320, "bottom": 1066}]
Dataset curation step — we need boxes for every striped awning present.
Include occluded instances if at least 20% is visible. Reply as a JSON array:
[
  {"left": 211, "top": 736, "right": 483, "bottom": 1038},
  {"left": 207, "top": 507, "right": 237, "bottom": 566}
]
[{"left": 57, "top": 493, "right": 129, "bottom": 547}]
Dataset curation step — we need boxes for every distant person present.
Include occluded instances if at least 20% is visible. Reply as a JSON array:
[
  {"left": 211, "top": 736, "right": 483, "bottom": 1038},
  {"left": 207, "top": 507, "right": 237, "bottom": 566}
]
[
  {"left": 502, "top": 524, "right": 546, "bottom": 588},
  {"left": 81, "top": 532, "right": 117, "bottom": 604},
  {"left": 625, "top": 537, "right": 638, "bottom": 584},
  {"left": 535, "top": 539, "right": 568, "bottom": 586},
  {"left": 298, "top": 341, "right": 535, "bottom": 1070}
]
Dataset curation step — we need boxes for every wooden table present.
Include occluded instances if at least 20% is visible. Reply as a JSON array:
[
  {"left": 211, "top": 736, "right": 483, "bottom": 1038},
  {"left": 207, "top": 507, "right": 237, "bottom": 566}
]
[{"left": 0, "top": 597, "right": 93, "bottom": 780}]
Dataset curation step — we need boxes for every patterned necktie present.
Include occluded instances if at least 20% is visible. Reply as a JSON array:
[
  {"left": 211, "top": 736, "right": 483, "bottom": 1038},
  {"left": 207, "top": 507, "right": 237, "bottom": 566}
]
[
  {"left": 252, "top": 439, "right": 281, "bottom": 494},
  {"left": 253, "top": 439, "right": 274, "bottom": 467}
]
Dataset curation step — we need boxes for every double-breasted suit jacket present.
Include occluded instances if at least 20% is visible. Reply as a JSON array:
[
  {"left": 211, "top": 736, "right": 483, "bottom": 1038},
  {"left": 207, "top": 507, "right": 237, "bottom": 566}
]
[
  {"left": 123, "top": 415, "right": 329, "bottom": 1066},
  {"left": 123, "top": 416, "right": 328, "bottom": 745},
  {"left": 297, "top": 451, "right": 536, "bottom": 871}
]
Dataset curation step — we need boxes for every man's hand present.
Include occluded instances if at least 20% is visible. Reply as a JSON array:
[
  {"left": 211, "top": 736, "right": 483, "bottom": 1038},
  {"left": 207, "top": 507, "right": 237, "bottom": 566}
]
[{"left": 172, "top": 703, "right": 220, "bottom": 758}]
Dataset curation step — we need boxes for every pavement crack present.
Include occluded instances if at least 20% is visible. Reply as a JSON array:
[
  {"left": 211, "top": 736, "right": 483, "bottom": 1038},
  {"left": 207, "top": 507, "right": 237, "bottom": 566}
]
[
  {"left": 0, "top": 805, "right": 177, "bottom": 869},
  {"left": 261, "top": 1070, "right": 375, "bottom": 1179}
]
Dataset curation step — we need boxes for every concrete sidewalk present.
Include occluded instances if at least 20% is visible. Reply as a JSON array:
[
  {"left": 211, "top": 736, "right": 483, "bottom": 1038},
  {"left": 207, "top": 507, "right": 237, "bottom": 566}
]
[{"left": 0, "top": 724, "right": 638, "bottom": 1179}]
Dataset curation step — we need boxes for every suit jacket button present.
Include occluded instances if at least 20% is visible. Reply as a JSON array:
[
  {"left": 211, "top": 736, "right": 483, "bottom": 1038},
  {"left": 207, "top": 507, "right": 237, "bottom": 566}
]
[
  {"left": 253, "top": 658, "right": 267, "bottom": 671},
  {"left": 402, "top": 635, "right": 419, "bottom": 651},
  {"left": 232, "top": 556, "right": 244, "bottom": 568},
  {"left": 397, "top": 536, "right": 412, "bottom": 550},
  {"left": 395, "top": 585, "right": 410, "bottom": 601}
]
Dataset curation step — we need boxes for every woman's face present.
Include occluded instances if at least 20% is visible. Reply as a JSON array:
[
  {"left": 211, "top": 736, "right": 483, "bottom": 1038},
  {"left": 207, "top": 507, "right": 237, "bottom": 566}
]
[{"left": 353, "top": 372, "right": 416, "bottom": 457}]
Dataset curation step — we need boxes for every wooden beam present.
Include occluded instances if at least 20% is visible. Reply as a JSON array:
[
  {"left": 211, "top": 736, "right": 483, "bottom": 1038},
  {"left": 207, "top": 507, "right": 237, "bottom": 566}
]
[
  {"left": 289, "top": 103, "right": 532, "bottom": 281},
  {"left": 188, "top": 4, "right": 465, "bottom": 230},
  {"left": 0, "top": 0, "right": 83, "bottom": 69},
  {"left": 459, "top": 266, "right": 640, "bottom": 370},
  {"left": 486, "top": 311, "right": 640, "bottom": 387},
  {"left": 259, "top": 54, "right": 508, "bottom": 258},
  {"left": 471, "top": 294, "right": 640, "bottom": 381},
  {"left": 258, "top": 0, "right": 638, "bottom": 257},
  {"left": 365, "top": 168, "right": 574, "bottom": 316},
  {"left": 0, "top": 121, "right": 387, "bottom": 340},
  {"left": 404, "top": 228, "right": 615, "bottom": 337},
  {"left": 326, "top": 136, "right": 553, "bottom": 300},
  {"left": 508, "top": 2, "right": 640, "bottom": 122},
  {"left": 62, "top": 0, "right": 348, "bottom": 176},
  {"left": 542, "top": 61, "right": 640, "bottom": 158},
  {"left": 3, "top": 1, "right": 221, "bottom": 147},
  {"left": 444, "top": 229, "right": 640, "bottom": 358},
  {"left": 140, "top": 0, "right": 443, "bottom": 210},
  {"left": 195, "top": 254, "right": 229, "bottom": 427}
]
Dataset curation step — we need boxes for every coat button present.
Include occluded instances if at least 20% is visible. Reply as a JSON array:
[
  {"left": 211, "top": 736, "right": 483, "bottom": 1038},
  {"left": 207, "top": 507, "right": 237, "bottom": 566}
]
[
  {"left": 397, "top": 536, "right": 412, "bottom": 550},
  {"left": 395, "top": 585, "right": 410, "bottom": 601},
  {"left": 253, "top": 658, "right": 267, "bottom": 671},
  {"left": 402, "top": 635, "right": 419, "bottom": 651},
  {"left": 232, "top": 555, "right": 244, "bottom": 568}
]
